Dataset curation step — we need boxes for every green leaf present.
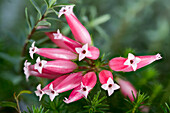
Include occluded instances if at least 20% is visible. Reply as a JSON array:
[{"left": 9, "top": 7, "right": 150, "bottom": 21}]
[
  {"left": 29, "top": 0, "right": 42, "bottom": 20},
  {"left": 17, "top": 90, "right": 32, "bottom": 98},
  {"left": 88, "top": 14, "right": 111, "bottom": 27},
  {"left": 25, "top": 7, "right": 32, "bottom": 33},
  {"left": 52, "top": 3, "right": 75, "bottom": 8},
  {"left": 49, "top": 0, "right": 57, "bottom": 7},
  {"left": 0, "top": 101, "right": 17, "bottom": 110},
  {"left": 37, "top": 21, "right": 51, "bottom": 27}
]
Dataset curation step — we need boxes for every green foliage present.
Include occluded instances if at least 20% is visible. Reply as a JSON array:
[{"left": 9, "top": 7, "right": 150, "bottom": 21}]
[
  {"left": 83, "top": 91, "right": 109, "bottom": 113},
  {"left": 161, "top": 103, "right": 170, "bottom": 113},
  {"left": 0, "top": 101, "right": 17, "bottom": 111},
  {"left": 43, "top": 97, "right": 66, "bottom": 112},
  {"left": 125, "top": 91, "right": 149, "bottom": 113},
  {"left": 23, "top": 105, "right": 49, "bottom": 113}
]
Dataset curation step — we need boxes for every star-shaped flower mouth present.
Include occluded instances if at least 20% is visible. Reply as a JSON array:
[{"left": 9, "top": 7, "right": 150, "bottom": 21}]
[
  {"left": 29, "top": 41, "right": 38, "bottom": 59},
  {"left": 35, "top": 84, "right": 45, "bottom": 101},
  {"left": 78, "top": 82, "right": 92, "bottom": 98},
  {"left": 45, "top": 84, "right": 59, "bottom": 101},
  {"left": 101, "top": 77, "right": 120, "bottom": 96},
  {"left": 53, "top": 29, "right": 63, "bottom": 39},
  {"left": 34, "top": 57, "right": 47, "bottom": 74},
  {"left": 75, "top": 43, "right": 92, "bottom": 61},
  {"left": 23, "top": 60, "right": 31, "bottom": 81},
  {"left": 58, "top": 5, "right": 75, "bottom": 18},
  {"left": 124, "top": 53, "right": 141, "bottom": 71}
]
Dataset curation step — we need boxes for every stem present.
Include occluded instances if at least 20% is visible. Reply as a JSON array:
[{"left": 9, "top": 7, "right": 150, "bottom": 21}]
[
  {"left": 21, "top": 15, "right": 45, "bottom": 57},
  {"left": 132, "top": 104, "right": 138, "bottom": 113},
  {"left": 16, "top": 99, "right": 21, "bottom": 113}
]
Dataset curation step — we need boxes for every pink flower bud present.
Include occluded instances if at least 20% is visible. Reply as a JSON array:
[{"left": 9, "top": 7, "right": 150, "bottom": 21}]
[
  {"left": 78, "top": 72, "right": 97, "bottom": 98},
  {"left": 99, "top": 70, "right": 120, "bottom": 96},
  {"left": 29, "top": 41, "right": 77, "bottom": 60},
  {"left": 59, "top": 5, "right": 92, "bottom": 45},
  {"left": 45, "top": 30, "right": 82, "bottom": 52},
  {"left": 34, "top": 57, "right": 77, "bottom": 74},
  {"left": 116, "top": 78, "right": 137, "bottom": 102},
  {"left": 109, "top": 53, "right": 162, "bottom": 72}
]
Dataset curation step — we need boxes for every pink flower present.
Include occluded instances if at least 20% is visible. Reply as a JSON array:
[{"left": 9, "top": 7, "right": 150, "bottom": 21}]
[
  {"left": 75, "top": 43, "right": 92, "bottom": 61},
  {"left": 58, "top": 5, "right": 92, "bottom": 45},
  {"left": 78, "top": 72, "right": 97, "bottom": 98},
  {"left": 29, "top": 41, "right": 77, "bottom": 60},
  {"left": 34, "top": 57, "right": 77, "bottom": 74},
  {"left": 34, "top": 84, "right": 45, "bottom": 101},
  {"left": 116, "top": 77, "right": 137, "bottom": 102},
  {"left": 23, "top": 60, "right": 60, "bottom": 81},
  {"left": 109, "top": 53, "right": 162, "bottom": 72},
  {"left": 99, "top": 70, "right": 120, "bottom": 96},
  {"left": 35, "top": 72, "right": 82, "bottom": 101},
  {"left": 35, "top": 75, "right": 68, "bottom": 101}
]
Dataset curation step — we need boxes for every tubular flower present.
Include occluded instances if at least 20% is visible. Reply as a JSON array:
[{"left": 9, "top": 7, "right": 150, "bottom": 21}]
[
  {"left": 116, "top": 77, "right": 137, "bottom": 102},
  {"left": 58, "top": 5, "right": 92, "bottom": 45},
  {"left": 35, "top": 72, "right": 82, "bottom": 101},
  {"left": 109, "top": 53, "right": 162, "bottom": 72},
  {"left": 78, "top": 72, "right": 97, "bottom": 98},
  {"left": 23, "top": 60, "right": 60, "bottom": 81},
  {"left": 99, "top": 70, "right": 120, "bottom": 96},
  {"left": 29, "top": 41, "right": 77, "bottom": 60},
  {"left": 34, "top": 57, "right": 77, "bottom": 74}
]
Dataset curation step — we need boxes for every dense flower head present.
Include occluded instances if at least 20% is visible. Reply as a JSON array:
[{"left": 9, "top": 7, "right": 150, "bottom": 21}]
[{"left": 23, "top": 5, "right": 162, "bottom": 104}]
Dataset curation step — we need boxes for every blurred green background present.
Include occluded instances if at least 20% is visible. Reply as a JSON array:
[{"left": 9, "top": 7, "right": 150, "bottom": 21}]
[{"left": 0, "top": 0, "right": 170, "bottom": 112}]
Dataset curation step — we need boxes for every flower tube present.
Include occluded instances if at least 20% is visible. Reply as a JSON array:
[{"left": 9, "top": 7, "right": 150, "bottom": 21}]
[
  {"left": 58, "top": 5, "right": 92, "bottom": 45},
  {"left": 23, "top": 60, "right": 61, "bottom": 81},
  {"left": 42, "top": 72, "right": 82, "bottom": 101},
  {"left": 45, "top": 30, "right": 82, "bottom": 52},
  {"left": 29, "top": 41, "right": 77, "bottom": 60},
  {"left": 109, "top": 53, "right": 162, "bottom": 72},
  {"left": 34, "top": 57, "right": 77, "bottom": 74}
]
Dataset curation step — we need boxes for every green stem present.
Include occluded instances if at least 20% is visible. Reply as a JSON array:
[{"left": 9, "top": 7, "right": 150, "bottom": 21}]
[{"left": 132, "top": 104, "right": 138, "bottom": 113}]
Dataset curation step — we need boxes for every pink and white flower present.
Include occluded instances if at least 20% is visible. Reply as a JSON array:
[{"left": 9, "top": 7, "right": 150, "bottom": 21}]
[
  {"left": 75, "top": 43, "right": 92, "bottom": 61},
  {"left": 109, "top": 53, "right": 162, "bottom": 72},
  {"left": 29, "top": 41, "right": 38, "bottom": 59},
  {"left": 99, "top": 70, "right": 120, "bottom": 96},
  {"left": 45, "top": 84, "right": 59, "bottom": 101},
  {"left": 34, "top": 84, "right": 45, "bottom": 101},
  {"left": 78, "top": 72, "right": 97, "bottom": 98},
  {"left": 34, "top": 57, "right": 77, "bottom": 74},
  {"left": 29, "top": 42, "right": 77, "bottom": 60},
  {"left": 58, "top": 5, "right": 92, "bottom": 45}
]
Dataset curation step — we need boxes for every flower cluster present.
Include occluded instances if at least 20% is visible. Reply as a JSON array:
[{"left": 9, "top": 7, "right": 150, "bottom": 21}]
[{"left": 23, "top": 5, "right": 162, "bottom": 104}]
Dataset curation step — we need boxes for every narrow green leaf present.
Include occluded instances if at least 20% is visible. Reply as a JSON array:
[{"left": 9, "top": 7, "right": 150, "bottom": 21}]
[
  {"left": 52, "top": 3, "right": 75, "bottom": 8},
  {"left": 0, "top": 101, "right": 17, "bottom": 110},
  {"left": 25, "top": 7, "right": 32, "bottom": 32},
  {"left": 29, "top": 0, "right": 42, "bottom": 20},
  {"left": 88, "top": 14, "right": 111, "bottom": 27},
  {"left": 37, "top": 21, "right": 51, "bottom": 27},
  {"left": 44, "top": 0, "right": 49, "bottom": 8},
  {"left": 17, "top": 90, "right": 32, "bottom": 98},
  {"left": 49, "top": 0, "right": 57, "bottom": 7}
]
